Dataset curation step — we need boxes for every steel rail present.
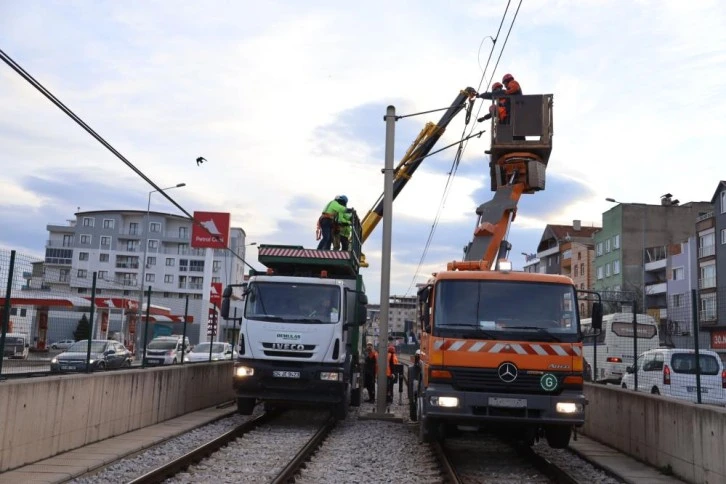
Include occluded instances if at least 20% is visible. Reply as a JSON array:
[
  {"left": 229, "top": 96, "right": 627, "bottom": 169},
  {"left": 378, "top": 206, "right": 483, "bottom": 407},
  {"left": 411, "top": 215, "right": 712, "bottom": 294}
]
[
  {"left": 431, "top": 441, "right": 464, "bottom": 484},
  {"left": 270, "top": 415, "right": 337, "bottom": 484}
]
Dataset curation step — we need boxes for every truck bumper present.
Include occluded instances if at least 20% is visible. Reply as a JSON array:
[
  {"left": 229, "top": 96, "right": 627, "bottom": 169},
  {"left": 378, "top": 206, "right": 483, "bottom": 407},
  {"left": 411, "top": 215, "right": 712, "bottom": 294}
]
[
  {"left": 233, "top": 359, "right": 346, "bottom": 404},
  {"left": 422, "top": 383, "right": 585, "bottom": 427}
]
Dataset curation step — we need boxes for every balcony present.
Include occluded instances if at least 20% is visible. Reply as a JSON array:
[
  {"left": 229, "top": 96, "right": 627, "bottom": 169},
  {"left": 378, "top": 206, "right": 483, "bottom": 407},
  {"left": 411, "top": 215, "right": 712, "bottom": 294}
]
[
  {"left": 698, "top": 245, "right": 715, "bottom": 258},
  {"left": 164, "top": 231, "right": 189, "bottom": 240},
  {"left": 118, "top": 230, "right": 141, "bottom": 238},
  {"left": 46, "top": 240, "right": 74, "bottom": 247},
  {"left": 645, "top": 282, "right": 667, "bottom": 295},
  {"left": 644, "top": 259, "right": 667, "bottom": 272},
  {"left": 696, "top": 211, "right": 713, "bottom": 223},
  {"left": 537, "top": 246, "right": 560, "bottom": 258},
  {"left": 699, "top": 311, "right": 717, "bottom": 323},
  {"left": 698, "top": 277, "right": 716, "bottom": 290},
  {"left": 115, "top": 262, "right": 140, "bottom": 269},
  {"left": 114, "top": 278, "right": 138, "bottom": 287}
]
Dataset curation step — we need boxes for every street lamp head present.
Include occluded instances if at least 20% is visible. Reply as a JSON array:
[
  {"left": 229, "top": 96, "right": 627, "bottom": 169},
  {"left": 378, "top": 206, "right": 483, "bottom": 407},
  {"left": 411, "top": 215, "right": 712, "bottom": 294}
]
[
  {"left": 248, "top": 242, "right": 257, "bottom": 246},
  {"left": 605, "top": 197, "right": 617, "bottom": 203},
  {"left": 176, "top": 183, "right": 186, "bottom": 188}
]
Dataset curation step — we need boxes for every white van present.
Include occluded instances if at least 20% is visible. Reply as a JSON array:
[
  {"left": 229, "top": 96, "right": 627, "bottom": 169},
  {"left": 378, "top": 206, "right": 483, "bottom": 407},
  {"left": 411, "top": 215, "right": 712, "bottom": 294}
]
[
  {"left": 621, "top": 348, "right": 726, "bottom": 406},
  {"left": 581, "top": 313, "right": 660, "bottom": 383},
  {"left": 144, "top": 336, "right": 191, "bottom": 366},
  {"left": 2, "top": 333, "right": 30, "bottom": 359}
]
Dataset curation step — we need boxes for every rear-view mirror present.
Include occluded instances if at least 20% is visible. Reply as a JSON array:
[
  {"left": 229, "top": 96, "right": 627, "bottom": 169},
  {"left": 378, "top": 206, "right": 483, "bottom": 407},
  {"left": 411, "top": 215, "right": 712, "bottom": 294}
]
[
  {"left": 591, "top": 302, "right": 603, "bottom": 330},
  {"left": 221, "top": 286, "right": 233, "bottom": 319},
  {"left": 625, "top": 366, "right": 634, "bottom": 374},
  {"left": 358, "top": 293, "right": 368, "bottom": 305}
]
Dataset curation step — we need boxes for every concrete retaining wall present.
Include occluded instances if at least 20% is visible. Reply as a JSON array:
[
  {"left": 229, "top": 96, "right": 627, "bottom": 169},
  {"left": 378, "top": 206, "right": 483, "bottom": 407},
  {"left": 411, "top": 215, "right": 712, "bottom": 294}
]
[
  {"left": 0, "top": 362, "right": 235, "bottom": 472},
  {"left": 583, "top": 383, "right": 726, "bottom": 484}
]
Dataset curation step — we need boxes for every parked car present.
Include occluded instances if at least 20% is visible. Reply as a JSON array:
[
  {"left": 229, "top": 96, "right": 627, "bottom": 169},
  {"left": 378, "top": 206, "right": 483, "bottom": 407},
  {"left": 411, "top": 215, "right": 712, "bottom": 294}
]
[
  {"left": 184, "top": 342, "right": 236, "bottom": 363},
  {"left": 144, "top": 336, "right": 191, "bottom": 366},
  {"left": 50, "top": 340, "right": 132, "bottom": 373},
  {"left": 621, "top": 348, "right": 726, "bottom": 406},
  {"left": 51, "top": 339, "right": 76, "bottom": 350}
]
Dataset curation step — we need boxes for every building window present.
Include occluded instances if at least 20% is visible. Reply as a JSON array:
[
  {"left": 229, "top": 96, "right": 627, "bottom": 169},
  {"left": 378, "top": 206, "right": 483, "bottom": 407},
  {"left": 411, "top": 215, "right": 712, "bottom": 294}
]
[
  {"left": 721, "top": 191, "right": 726, "bottom": 214},
  {"left": 59, "top": 268, "right": 70, "bottom": 282},
  {"left": 580, "top": 263, "right": 584, "bottom": 275},
  {"left": 78, "top": 288, "right": 87, "bottom": 294},
  {"left": 178, "top": 243, "right": 188, "bottom": 255},
  {"left": 98, "top": 270, "right": 108, "bottom": 280},
  {"left": 78, "top": 269, "right": 87, "bottom": 278},
  {"left": 129, "top": 222, "right": 139, "bottom": 235},
  {"left": 605, "top": 263, "right": 611, "bottom": 277},
  {"left": 150, "top": 222, "right": 161, "bottom": 233},
  {"left": 548, "top": 257, "right": 552, "bottom": 267},
  {"left": 82, "top": 217, "right": 94, "bottom": 227},
  {"left": 672, "top": 267, "right": 684, "bottom": 280},
  {"left": 79, "top": 252, "right": 89, "bottom": 261},
  {"left": 212, "top": 276, "right": 221, "bottom": 283},
  {"left": 213, "top": 261, "right": 221, "bottom": 272},
  {"left": 596, "top": 266, "right": 603, "bottom": 280},
  {"left": 574, "top": 265, "right": 579, "bottom": 277},
  {"left": 63, "top": 234, "right": 73, "bottom": 247},
  {"left": 672, "top": 294, "right": 683, "bottom": 307},
  {"left": 127, "top": 240, "right": 139, "bottom": 252},
  {"left": 164, "top": 275, "right": 174, "bottom": 283},
  {"left": 166, "top": 258, "right": 175, "bottom": 266},
  {"left": 100, "top": 236, "right": 111, "bottom": 247},
  {"left": 148, "top": 239, "right": 159, "bottom": 250},
  {"left": 596, "top": 242, "right": 603, "bottom": 256},
  {"left": 179, "top": 227, "right": 188, "bottom": 238},
  {"left": 721, "top": 228, "right": 726, "bottom": 245},
  {"left": 145, "top": 273, "right": 155, "bottom": 282},
  {"left": 605, "top": 239, "right": 611, "bottom": 253},
  {"left": 147, "top": 256, "right": 156, "bottom": 266},
  {"left": 613, "top": 260, "right": 620, "bottom": 274},
  {"left": 100, "top": 253, "right": 109, "bottom": 262},
  {"left": 614, "top": 234, "right": 620, "bottom": 249},
  {"left": 103, "top": 219, "right": 114, "bottom": 229},
  {"left": 80, "top": 234, "right": 91, "bottom": 244}
]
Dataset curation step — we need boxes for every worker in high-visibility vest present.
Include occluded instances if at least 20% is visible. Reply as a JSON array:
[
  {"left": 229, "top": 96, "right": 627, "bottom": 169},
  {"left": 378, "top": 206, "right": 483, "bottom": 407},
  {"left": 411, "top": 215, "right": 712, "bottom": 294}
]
[{"left": 317, "top": 195, "right": 349, "bottom": 250}]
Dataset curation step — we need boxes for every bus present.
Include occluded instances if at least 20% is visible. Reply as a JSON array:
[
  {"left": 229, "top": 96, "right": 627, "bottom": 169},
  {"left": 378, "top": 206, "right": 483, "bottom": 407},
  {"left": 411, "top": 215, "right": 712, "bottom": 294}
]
[{"left": 581, "top": 313, "right": 659, "bottom": 384}]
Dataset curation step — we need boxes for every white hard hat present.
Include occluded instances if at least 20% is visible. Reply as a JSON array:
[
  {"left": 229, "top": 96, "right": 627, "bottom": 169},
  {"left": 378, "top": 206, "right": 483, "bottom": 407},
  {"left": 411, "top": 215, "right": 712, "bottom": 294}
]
[{"left": 415, "top": 349, "right": 421, "bottom": 355}]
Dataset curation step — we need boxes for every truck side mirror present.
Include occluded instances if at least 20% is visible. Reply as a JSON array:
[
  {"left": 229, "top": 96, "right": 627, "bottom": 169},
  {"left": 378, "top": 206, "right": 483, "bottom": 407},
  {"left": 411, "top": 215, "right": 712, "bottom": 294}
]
[
  {"left": 220, "top": 286, "right": 234, "bottom": 319},
  {"left": 358, "top": 293, "right": 368, "bottom": 306},
  {"left": 357, "top": 305, "right": 367, "bottom": 325},
  {"left": 591, "top": 302, "right": 603, "bottom": 331}
]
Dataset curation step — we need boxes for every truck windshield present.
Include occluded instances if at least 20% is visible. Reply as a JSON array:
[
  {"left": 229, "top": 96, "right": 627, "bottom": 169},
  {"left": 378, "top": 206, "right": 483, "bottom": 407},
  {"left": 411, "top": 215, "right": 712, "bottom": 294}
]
[
  {"left": 244, "top": 282, "right": 341, "bottom": 324},
  {"left": 4, "top": 337, "right": 24, "bottom": 346},
  {"left": 434, "top": 280, "right": 579, "bottom": 340}
]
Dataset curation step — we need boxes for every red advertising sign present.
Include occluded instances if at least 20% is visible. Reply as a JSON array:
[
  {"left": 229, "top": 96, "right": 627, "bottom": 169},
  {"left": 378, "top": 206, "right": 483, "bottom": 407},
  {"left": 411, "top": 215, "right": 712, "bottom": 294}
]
[
  {"left": 191, "top": 211, "right": 231, "bottom": 249},
  {"left": 210, "top": 282, "right": 223, "bottom": 306},
  {"left": 711, "top": 330, "right": 726, "bottom": 350}
]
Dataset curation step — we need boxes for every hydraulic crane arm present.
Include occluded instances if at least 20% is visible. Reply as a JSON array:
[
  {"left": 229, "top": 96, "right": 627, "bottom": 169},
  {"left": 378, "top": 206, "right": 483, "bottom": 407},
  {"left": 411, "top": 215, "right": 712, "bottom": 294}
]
[{"left": 360, "top": 87, "right": 477, "bottom": 246}]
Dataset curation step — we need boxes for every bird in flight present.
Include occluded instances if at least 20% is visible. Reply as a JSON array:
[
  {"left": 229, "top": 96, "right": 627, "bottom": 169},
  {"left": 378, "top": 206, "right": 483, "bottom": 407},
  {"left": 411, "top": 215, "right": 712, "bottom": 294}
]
[{"left": 196, "top": 156, "right": 207, "bottom": 166}]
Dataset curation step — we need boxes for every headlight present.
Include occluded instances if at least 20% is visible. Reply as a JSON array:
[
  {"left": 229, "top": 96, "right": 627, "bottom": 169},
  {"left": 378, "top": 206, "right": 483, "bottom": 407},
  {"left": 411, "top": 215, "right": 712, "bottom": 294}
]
[
  {"left": 319, "top": 371, "right": 342, "bottom": 381},
  {"left": 430, "top": 396, "right": 459, "bottom": 407},
  {"left": 556, "top": 402, "right": 582, "bottom": 414},
  {"left": 51, "top": 358, "right": 58, "bottom": 364},
  {"left": 89, "top": 359, "right": 95, "bottom": 364},
  {"left": 235, "top": 366, "right": 255, "bottom": 377}
]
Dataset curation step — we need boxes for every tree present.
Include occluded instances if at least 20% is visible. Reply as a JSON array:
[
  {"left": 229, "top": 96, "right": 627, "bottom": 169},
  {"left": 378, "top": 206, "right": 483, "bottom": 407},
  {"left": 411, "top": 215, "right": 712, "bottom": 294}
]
[{"left": 73, "top": 314, "right": 91, "bottom": 341}]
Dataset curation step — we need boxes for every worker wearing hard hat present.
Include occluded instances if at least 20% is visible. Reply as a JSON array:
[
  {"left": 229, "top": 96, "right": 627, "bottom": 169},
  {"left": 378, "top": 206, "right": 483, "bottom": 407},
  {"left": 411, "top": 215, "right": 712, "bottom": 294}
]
[
  {"left": 477, "top": 81, "right": 508, "bottom": 123},
  {"left": 317, "top": 195, "right": 350, "bottom": 250}
]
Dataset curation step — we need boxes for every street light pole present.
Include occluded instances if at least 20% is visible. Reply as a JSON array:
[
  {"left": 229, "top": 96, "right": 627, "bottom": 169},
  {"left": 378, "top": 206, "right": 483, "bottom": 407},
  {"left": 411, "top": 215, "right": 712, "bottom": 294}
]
[{"left": 136, "top": 183, "right": 186, "bottom": 349}]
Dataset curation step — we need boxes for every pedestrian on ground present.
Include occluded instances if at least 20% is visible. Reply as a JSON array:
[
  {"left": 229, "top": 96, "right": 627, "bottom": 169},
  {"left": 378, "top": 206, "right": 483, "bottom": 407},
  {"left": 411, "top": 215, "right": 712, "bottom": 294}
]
[
  {"left": 386, "top": 345, "right": 399, "bottom": 404},
  {"left": 363, "top": 342, "right": 378, "bottom": 402}
]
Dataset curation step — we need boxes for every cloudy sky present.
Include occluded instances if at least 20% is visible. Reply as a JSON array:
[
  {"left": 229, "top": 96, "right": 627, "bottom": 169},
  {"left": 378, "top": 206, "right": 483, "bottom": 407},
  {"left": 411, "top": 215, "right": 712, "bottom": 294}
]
[{"left": 1, "top": 0, "right": 724, "bottom": 303}]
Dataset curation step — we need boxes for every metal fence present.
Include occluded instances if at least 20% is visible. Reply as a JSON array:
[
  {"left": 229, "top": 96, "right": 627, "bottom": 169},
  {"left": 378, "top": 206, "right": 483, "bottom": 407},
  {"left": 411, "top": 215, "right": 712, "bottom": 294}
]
[
  {"left": 1, "top": 249, "right": 237, "bottom": 379},
  {"left": 583, "top": 288, "right": 726, "bottom": 406}
]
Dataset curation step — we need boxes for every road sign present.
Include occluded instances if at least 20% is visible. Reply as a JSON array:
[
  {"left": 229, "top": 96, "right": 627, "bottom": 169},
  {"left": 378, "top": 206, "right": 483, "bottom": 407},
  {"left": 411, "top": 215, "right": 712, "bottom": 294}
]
[{"left": 210, "top": 282, "right": 222, "bottom": 306}]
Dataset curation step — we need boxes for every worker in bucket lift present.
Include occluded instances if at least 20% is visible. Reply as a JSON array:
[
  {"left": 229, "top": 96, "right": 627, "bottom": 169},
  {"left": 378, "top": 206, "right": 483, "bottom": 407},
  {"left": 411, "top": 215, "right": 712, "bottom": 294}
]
[
  {"left": 317, "top": 195, "right": 350, "bottom": 250},
  {"left": 337, "top": 205, "right": 353, "bottom": 251},
  {"left": 477, "top": 81, "right": 507, "bottom": 123}
]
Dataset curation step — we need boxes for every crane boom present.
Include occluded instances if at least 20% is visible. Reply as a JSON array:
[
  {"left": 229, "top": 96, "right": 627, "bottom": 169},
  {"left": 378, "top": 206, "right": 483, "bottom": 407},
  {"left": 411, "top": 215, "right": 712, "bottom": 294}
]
[{"left": 359, "top": 87, "right": 477, "bottom": 258}]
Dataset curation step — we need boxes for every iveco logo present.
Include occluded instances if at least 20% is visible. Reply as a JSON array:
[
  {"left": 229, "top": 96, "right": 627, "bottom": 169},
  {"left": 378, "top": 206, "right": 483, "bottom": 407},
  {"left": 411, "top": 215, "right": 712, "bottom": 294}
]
[
  {"left": 498, "top": 362, "right": 518, "bottom": 383},
  {"left": 272, "top": 343, "right": 305, "bottom": 351}
]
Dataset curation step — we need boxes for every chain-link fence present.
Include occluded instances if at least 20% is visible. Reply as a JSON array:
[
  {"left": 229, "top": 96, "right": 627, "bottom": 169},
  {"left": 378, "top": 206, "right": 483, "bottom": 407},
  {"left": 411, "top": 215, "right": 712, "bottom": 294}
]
[
  {"left": 1, "top": 249, "right": 236, "bottom": 379},
  {"left": 582, "top": 288, "right": 726, "bottom": 407}
]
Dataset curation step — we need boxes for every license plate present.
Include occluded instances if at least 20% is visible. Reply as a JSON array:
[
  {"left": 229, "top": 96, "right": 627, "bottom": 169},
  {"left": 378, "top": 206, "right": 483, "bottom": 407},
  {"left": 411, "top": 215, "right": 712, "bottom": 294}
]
[
  {"left": 273, "top": 370, "right": 301, "bottom": 379},
  {"left": 61, "top": 365, "right": 73, "bottom": 370},
  {"left": 687, "top": 386, "right": 709, "bottom": 393},
  {"left": 488, "top": 397, "right": 527, "bottom": 408}
]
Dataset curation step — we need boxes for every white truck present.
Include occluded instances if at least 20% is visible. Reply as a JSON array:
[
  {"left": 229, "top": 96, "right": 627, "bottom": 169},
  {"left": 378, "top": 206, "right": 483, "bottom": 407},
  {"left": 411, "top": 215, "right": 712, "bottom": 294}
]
[
  {"left": 2, "top": 332, "right": 30, "bottom": 359},
  {"left": 222, "top": 218, "right": 368, "bottom": 420}
]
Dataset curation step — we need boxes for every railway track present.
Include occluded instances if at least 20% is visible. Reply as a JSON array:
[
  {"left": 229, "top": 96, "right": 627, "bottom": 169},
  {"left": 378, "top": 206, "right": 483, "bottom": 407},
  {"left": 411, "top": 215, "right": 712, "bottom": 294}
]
[
  {"left": 127, "top": 409, "right": 335, "bottom": 484},
  {"left": 432, "top": 433, "right": 582, "bottom": 484}
]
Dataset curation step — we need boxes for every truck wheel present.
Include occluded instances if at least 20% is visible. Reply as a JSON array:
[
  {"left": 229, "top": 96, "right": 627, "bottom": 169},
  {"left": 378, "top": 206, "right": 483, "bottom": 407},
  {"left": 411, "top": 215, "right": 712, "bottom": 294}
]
[
  {"left": 545, "top": 425, "right": 571, "bottom": 449},
  {"left": 350, "top": 387, "right": 361, "bottom": 407},
  {"left": 333, "top": 399, "right": 348, "bottom": 421},
  {"left": 236, "top": 397, "right": 256, "bottom": 415}
]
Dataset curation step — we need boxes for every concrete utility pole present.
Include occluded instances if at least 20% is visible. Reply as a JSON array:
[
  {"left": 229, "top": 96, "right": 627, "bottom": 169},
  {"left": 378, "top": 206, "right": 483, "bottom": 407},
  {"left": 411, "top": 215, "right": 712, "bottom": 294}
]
[{"left": 376, "top": 105, "right": 396, "bottom": 416}]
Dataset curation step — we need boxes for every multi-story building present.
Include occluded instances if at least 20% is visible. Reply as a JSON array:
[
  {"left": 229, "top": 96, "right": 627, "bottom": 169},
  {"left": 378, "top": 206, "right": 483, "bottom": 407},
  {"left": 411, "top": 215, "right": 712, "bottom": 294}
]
[
  {"left": 535, "top": 221, "right": 599, "bottom": 277},
  {"left": 710, "top": 181, "right": 726, "bottom": 357},
  {"left": 695, "top": 212, "right": 717, "bottom": 325},
  {"left": 594, "top": 196, "right": 713, "bottom": 319},
  {"left": 388, "top": 295, "right": 416, "bottom": 340},
  {"left": 41, "top": 210, "right": 247, "bottom": 347},
  {"left": 664, "top": 238, "right": 697, "bottom": 346}
]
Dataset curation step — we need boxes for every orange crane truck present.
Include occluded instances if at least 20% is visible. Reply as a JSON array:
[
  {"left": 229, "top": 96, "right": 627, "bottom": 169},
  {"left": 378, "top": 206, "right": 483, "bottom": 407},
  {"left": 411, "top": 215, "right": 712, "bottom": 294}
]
[{"left": 411, "top": 93, "right": 603, "bottom": 448}]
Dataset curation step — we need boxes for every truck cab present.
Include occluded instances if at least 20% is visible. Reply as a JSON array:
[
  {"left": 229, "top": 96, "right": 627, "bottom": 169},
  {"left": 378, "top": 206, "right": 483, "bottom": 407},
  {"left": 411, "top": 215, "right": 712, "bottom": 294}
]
[{"left": 225, "top": 213, "right": 368, "bottom": 419}]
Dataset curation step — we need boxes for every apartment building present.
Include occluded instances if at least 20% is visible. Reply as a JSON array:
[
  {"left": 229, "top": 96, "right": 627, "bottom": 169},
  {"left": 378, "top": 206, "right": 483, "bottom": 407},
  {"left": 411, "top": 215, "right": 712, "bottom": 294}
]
[
  {"left": 594, "top": 196, "right": 713, "bottom": 318},
  {"left": 535, "top": 222, "right": 599, "bottom": 277},
  {"left": 41, "top": 210, "right": 247, "bottom": 346}
]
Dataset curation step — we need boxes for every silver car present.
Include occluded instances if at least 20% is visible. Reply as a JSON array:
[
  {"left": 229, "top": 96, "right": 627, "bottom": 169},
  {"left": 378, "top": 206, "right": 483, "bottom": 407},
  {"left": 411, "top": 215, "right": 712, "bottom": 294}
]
[
  {"left": 51, "top": 339, "right": 76, "bottom": 350},
  {"left": 184, "top": 342, "right": 237, "bottom": 362}
]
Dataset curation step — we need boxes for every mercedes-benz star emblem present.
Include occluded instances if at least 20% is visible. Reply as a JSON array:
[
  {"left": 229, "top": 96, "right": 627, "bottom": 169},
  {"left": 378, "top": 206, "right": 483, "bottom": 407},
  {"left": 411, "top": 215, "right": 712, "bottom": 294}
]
[{"left": 498, "top": 362, "right": 518, "bottom": 383}]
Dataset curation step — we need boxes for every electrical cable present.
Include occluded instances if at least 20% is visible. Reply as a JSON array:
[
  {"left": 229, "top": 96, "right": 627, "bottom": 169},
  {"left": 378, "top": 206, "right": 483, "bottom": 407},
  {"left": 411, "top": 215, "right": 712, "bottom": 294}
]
[
  {"left": 404, "top": 0, "right": 522, "bottom": 295},
  {"left": 0, "top": 47, "right": 256, "bottom": 271}
]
